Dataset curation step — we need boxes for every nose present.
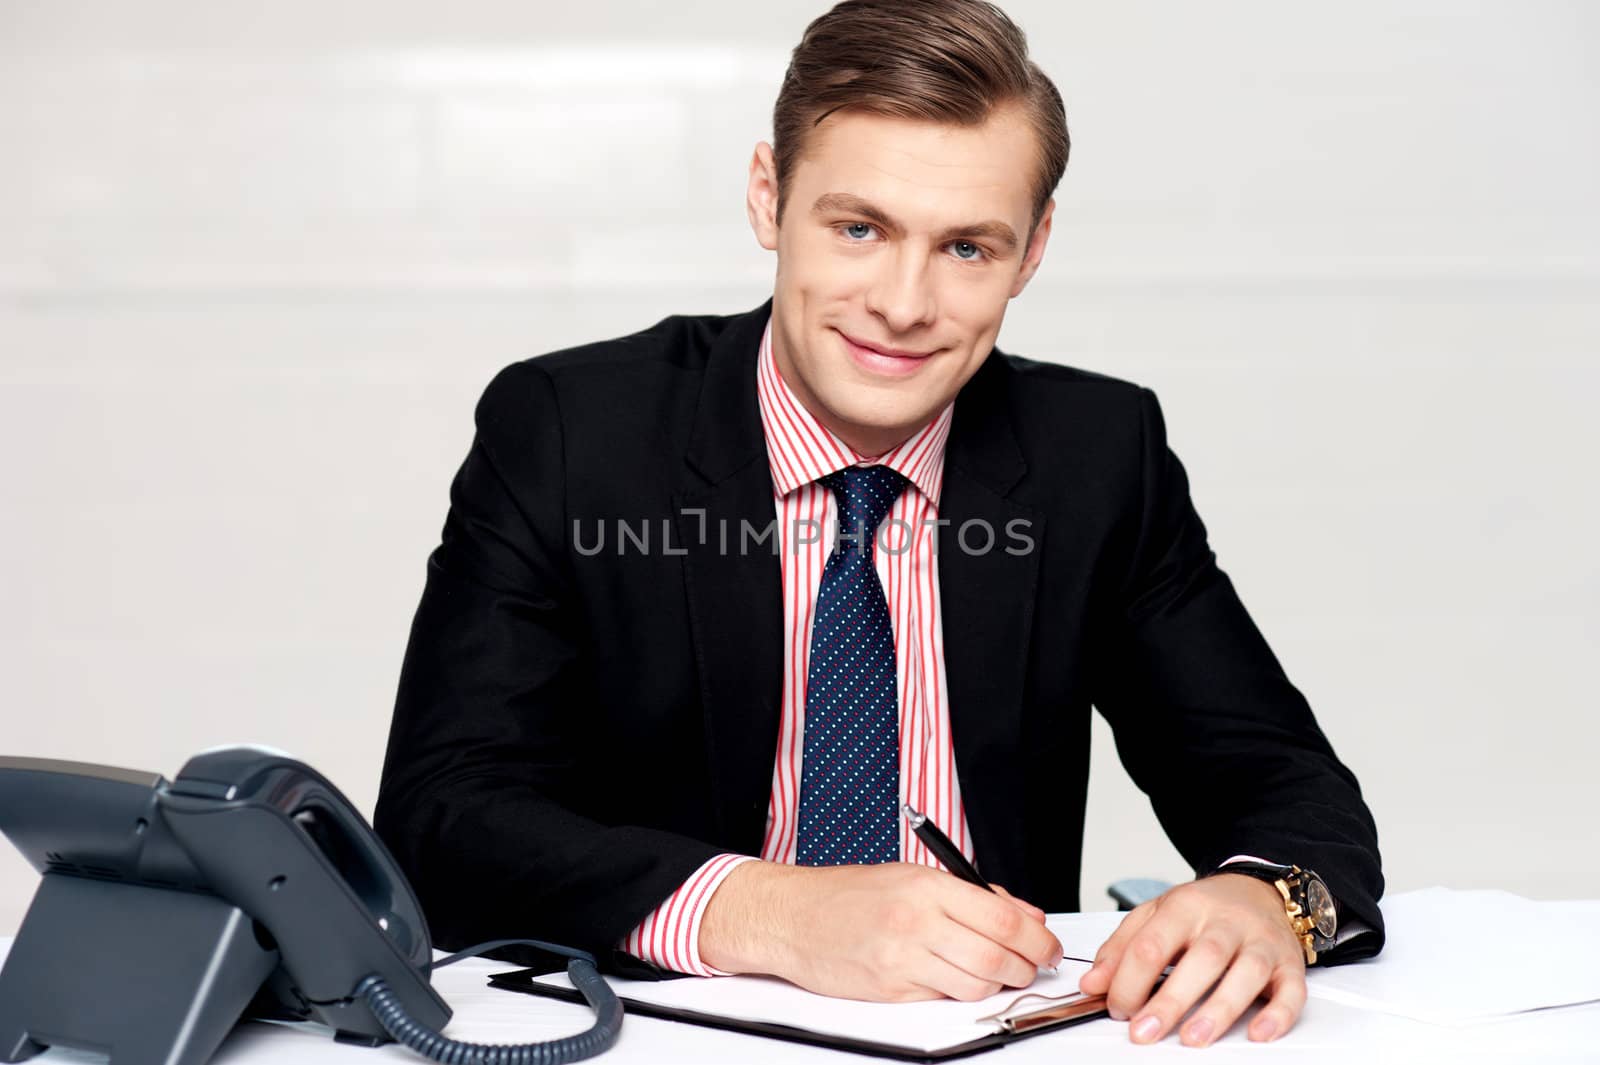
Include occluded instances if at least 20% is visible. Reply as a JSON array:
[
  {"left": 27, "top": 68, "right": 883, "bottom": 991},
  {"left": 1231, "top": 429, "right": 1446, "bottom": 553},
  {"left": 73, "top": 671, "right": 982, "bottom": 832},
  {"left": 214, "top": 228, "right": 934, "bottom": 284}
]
[{"left": 864, "top": 243, "right": 937, "bottom": 336}]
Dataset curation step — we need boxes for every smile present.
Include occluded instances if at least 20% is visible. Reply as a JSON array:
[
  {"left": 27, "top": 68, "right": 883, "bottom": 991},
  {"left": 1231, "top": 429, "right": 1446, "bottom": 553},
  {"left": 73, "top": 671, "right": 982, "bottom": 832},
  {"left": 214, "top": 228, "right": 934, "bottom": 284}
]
[{"left": 836, "top": 330, "right": 936, "bottom": 377}]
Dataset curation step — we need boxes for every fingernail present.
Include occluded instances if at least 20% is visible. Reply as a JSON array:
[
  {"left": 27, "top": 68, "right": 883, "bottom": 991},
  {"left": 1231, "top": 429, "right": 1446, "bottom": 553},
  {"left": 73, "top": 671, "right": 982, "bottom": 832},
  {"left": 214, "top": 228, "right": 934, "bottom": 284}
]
[
  {"left": 1184, "top": 1018, "right": 1214, "bottom": 1046},
  {"left": 1253, "top": 1017, "right": 1279, "bottom": 1041},
  {"left": 1131, "top": 1015, "right": 1160, "bottom": 1042}
]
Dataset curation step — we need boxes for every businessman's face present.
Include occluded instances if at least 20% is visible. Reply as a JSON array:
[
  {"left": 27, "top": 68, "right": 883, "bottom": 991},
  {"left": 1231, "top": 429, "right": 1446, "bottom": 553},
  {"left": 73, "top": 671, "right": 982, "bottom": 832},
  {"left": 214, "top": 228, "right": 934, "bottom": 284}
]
[{"left": 747, "top": 103, "right": 1054, "bottom": 457}]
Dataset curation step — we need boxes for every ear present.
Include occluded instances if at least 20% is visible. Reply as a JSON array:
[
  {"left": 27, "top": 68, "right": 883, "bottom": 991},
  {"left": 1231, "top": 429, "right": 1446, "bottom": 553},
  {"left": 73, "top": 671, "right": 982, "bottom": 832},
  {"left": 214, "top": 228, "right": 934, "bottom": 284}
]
[
  {"left": 746, "top": 141, "right": 781, "bottom": 251},
  {"left": 1009, "top": 196, "right": 1055, "bottom": 298}
]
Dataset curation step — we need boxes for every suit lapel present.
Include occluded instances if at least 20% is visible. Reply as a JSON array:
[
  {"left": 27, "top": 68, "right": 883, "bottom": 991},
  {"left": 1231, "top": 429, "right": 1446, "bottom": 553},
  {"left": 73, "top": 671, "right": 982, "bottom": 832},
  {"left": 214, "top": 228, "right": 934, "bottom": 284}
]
[
  {"left": 674, "top": 300, "right": 784, "bottom": 852},
  {"left": 937, "top": 352, "right": 1044, "bottom": 889}
]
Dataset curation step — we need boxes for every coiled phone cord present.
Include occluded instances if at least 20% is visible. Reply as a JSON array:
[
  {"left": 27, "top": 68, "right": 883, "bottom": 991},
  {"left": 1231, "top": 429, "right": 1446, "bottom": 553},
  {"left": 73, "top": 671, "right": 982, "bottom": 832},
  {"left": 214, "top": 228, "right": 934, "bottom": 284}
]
[{"left": 355, "top": 938, "right": 622, "bottom": 1064}]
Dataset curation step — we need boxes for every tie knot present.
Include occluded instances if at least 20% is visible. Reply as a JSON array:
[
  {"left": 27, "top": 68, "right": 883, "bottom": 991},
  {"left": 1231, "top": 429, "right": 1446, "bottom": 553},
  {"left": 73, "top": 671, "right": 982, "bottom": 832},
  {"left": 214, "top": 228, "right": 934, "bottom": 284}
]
[{"left": 821, "top": 465, "right": 909, "bottom": 550}]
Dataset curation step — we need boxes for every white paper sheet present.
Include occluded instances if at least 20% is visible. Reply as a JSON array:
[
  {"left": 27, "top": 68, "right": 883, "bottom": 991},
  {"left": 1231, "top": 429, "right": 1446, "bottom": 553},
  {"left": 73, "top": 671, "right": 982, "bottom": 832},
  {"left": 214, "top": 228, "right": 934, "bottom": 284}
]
[{"left": 1303, "top": 887, "right": 1600, "bottom": 1026}]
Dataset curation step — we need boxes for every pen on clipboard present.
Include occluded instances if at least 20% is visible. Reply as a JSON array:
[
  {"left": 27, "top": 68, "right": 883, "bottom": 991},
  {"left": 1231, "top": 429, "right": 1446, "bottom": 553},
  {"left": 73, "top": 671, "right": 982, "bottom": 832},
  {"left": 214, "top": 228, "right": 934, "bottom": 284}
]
[{"left": 902, "top": 802, "right": 1069, "bottom": 974}]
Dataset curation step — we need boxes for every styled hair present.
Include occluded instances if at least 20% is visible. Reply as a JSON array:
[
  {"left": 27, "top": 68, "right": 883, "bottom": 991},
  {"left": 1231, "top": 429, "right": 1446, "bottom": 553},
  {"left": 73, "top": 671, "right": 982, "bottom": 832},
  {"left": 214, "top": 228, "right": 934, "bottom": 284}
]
[{"left": 771, "top": 0, "right": 1070, "bottom": 241}]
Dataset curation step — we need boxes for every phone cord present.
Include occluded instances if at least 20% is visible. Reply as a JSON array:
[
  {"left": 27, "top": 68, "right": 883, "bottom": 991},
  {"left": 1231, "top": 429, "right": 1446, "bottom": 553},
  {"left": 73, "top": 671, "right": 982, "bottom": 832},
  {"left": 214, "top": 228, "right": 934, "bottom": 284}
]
[{"left": 356, "top": 956, "right": 622, "bottom": 1064}]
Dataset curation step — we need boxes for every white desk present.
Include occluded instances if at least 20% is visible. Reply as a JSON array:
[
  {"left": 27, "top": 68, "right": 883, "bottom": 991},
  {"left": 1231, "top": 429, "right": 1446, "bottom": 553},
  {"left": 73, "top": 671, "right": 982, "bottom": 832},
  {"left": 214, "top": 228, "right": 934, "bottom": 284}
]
[{"left": 3, "top": 937, "right": 1597, "bottom": 1065}]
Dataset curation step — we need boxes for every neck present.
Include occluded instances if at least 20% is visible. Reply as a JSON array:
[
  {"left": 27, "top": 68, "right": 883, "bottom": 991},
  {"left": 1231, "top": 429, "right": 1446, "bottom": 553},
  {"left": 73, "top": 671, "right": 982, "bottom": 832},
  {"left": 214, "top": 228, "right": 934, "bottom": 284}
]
[{"left": 835, "top": 422, "right": 913, "bottom": 462}]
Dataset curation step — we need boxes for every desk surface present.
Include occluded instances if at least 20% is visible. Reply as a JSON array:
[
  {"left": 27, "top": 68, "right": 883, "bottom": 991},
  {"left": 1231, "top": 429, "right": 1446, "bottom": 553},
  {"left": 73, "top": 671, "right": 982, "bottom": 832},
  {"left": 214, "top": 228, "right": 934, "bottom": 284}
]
[{"left": 3, "top": 937, "right": 1596, "bottom": 1065}]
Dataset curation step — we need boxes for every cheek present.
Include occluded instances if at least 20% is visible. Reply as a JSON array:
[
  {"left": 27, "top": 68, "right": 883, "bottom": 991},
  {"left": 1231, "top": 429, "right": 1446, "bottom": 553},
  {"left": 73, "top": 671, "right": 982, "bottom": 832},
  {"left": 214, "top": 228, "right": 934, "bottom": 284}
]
[
  {"left": 785, "top": 244, "right": 870, "bottom": 301},
  {"left": 943, "top": 270, "right": 1012, "bottom": 311}
]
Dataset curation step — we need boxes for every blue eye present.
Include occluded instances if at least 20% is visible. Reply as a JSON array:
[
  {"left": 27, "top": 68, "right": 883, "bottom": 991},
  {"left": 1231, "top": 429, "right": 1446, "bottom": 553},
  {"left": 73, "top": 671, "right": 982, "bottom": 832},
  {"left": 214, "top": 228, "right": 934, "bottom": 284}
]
[{"left": 835, "top": 223, "right": 987, "bottom": 263}]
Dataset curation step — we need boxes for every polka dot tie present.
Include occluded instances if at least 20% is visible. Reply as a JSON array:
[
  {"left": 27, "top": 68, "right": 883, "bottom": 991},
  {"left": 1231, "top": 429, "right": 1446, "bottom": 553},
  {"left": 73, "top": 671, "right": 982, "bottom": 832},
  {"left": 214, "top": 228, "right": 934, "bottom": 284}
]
[{"left": 796, "top": 464, "right": 910, "bottom": 866}]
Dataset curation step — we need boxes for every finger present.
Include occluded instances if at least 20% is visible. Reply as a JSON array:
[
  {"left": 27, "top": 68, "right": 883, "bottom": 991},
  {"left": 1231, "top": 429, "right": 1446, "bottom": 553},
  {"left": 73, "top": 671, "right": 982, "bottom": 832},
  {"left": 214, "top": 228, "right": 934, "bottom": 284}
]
[
  {"left": 939, "top": 881, "right": 1063, "bottom": 969},
  {"left": 1126, "top": 931, "right": 1241, "bottom": 1044},
  {"left": 1169, "top": 947, "right": 1288, "bottom": 1047},
  {"left": 928, "top": 920, "right": 1044, "bottom": 991},
  {"left": 1079, "top": 902, "right": 1156, "bottom": 995},
  {"left": 916, "top": 950, "right": 1008, "bottom": 1003},
  {"left": 1104, "top": 908, "right": 1193, "bottom": 1024},
  {"left": 990, "top": 883, "right": 1047, "bottom": 922},
  {"left": 1246, "top": 963, "right": 1307, "bottom": 1043}
]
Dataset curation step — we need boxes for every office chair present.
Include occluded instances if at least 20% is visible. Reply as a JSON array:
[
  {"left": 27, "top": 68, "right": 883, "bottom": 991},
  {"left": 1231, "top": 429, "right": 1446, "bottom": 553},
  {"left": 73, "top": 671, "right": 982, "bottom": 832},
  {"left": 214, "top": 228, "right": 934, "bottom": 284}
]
[{"left": 1107, "top": 877, "right": 1172, "bottom": 911}]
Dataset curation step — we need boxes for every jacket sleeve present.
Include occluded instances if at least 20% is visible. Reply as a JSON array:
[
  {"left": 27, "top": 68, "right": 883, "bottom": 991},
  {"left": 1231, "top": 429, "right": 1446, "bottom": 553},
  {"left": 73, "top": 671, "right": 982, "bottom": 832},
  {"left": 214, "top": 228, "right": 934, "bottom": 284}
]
[
  {"left": 1090, "top": 387, "right": 1385, "bottom": 965},
  {"left": 373, "top": 361, "right": 723, "bottom": 970}
]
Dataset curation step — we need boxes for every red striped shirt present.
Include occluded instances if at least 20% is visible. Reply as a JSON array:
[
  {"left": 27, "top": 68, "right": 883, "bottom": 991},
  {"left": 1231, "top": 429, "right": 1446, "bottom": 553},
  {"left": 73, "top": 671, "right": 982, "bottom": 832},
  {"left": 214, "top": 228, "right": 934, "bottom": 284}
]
[{"left": 622, "top": 313, "right": 975, "bottom": 974}]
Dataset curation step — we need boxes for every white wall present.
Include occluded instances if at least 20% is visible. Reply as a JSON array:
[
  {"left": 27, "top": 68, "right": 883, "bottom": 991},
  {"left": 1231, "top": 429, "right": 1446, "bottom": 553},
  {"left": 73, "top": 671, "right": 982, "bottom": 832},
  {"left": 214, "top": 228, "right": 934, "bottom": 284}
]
[{"left": 2, "top": 0, "right": 1596, "bottom": 934}]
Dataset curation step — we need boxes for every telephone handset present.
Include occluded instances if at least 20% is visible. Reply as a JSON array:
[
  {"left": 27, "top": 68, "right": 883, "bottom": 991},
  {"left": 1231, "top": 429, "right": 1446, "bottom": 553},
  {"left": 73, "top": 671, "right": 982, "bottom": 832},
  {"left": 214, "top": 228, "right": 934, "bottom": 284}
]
[{"left": 0, "top": 746, "right": 621, "bottom": 1065}]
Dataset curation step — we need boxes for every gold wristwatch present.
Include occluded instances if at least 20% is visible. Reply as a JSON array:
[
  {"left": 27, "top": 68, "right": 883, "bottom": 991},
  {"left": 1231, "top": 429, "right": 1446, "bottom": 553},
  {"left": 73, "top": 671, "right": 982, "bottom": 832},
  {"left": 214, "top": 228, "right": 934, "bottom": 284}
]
[{"left": 1208, "top": 861, "right": 1338, "bottom": 965}]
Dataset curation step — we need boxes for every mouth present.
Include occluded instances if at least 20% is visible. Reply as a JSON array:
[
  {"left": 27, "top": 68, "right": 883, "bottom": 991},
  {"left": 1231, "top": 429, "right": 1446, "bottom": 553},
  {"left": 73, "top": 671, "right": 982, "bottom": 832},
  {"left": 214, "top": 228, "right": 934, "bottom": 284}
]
[{"left": 836, "top": 329, "right": 936, "bottom": 377}]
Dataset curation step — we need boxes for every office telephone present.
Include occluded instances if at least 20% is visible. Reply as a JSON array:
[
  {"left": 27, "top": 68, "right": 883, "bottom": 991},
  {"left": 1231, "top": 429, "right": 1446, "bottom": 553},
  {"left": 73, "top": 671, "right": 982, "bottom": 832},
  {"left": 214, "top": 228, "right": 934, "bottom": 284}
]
[{"left": 0, "top": 746, "right": 621, "bottom": 1065}]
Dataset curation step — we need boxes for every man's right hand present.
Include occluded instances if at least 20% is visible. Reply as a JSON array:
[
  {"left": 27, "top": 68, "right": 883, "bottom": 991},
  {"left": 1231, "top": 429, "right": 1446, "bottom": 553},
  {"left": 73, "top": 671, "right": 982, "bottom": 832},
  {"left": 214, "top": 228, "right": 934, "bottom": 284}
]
[{"left": 697, "top": 861, "right": 1063, "bottom": 1002}]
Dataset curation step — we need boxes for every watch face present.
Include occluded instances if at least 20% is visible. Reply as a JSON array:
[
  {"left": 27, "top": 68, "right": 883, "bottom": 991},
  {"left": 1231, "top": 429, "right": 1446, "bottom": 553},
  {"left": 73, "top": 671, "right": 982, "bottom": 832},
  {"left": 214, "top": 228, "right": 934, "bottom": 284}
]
[{"left": 1306, "top": 877, "right": 1338, "bottom": 938}]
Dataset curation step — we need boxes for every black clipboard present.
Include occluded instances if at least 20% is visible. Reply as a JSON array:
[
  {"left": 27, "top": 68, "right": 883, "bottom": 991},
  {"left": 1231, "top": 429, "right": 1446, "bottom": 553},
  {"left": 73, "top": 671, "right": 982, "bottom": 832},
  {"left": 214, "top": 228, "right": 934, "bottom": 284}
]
[{"left": 487, "top": 968, "right": 1109, "bottom": 1062}]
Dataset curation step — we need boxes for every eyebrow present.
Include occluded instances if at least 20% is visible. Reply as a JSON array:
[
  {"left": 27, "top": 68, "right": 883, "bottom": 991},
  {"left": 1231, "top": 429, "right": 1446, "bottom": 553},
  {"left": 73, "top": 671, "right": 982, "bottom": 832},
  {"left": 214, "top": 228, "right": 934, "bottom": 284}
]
[{"left": 809, "top": 192, "right": 1020, "bottom": 255}]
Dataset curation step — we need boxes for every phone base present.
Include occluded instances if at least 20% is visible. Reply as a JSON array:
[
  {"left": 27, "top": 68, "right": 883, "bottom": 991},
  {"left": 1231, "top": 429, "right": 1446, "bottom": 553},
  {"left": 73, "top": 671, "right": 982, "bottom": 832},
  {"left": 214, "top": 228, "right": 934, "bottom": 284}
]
[{"left": 0, "top": 873, "right": 279, "bottom": 1065}]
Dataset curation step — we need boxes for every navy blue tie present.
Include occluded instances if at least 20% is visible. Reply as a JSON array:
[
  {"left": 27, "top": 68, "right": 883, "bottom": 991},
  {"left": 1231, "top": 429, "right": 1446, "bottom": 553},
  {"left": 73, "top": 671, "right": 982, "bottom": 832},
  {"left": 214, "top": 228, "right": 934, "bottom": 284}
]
[{"left": 796, "top": 464, "right": 910, "bottom": 866}]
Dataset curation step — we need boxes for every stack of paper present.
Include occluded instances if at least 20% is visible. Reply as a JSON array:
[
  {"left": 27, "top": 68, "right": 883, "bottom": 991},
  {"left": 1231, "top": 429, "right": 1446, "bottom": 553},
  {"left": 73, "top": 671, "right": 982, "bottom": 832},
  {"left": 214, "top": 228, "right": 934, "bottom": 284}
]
[{"left": 1304, "top": 887, "right": 1600, "bottom": 1025}]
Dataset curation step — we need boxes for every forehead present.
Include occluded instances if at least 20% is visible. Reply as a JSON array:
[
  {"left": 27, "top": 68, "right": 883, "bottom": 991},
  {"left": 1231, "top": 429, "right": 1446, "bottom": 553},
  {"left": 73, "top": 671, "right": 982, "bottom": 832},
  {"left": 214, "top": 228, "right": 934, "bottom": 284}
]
[{"left": 792, "top": 106, "right": 1036, "bottom": 223}]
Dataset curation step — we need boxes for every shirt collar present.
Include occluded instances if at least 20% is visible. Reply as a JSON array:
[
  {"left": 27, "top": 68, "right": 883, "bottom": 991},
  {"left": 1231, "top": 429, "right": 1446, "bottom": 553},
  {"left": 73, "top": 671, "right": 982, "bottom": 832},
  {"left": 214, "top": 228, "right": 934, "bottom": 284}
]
[{"left": 755, "top": 313, "right": 953, "bottom": 505}]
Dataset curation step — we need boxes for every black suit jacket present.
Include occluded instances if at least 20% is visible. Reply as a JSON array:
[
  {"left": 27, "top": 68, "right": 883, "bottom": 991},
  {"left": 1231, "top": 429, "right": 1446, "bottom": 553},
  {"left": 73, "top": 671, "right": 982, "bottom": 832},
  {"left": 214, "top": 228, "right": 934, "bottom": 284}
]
[{"left": 374, "top": 298, "right": 1384, "bottom": 971}]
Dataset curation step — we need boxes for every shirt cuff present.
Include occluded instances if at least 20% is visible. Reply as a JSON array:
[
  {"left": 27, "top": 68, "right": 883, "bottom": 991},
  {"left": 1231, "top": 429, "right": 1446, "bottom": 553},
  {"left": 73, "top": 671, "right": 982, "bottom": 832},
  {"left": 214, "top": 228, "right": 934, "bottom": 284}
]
[
  {"left": 617, "top": 853, "right": 758, "bottom": 976},
  {"left": 1331, "top": 918, "right": 1375, "bottom": 948},
  {"left": 1218, "top": 854, "right": 1276, "bottom": 867}
]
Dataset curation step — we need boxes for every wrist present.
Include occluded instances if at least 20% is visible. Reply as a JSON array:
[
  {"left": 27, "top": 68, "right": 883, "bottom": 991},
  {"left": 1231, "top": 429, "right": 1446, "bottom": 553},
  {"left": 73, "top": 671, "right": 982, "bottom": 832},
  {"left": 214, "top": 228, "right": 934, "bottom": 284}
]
[
  {"left": 698, "top": 860, "right": 803, "bottom": 976},
  {"left": 1212, "top": 870, "right": 1294, "bottom": 921},
  {"left": 1203, "top": 861, "right": 1338, "bottom": 965}
]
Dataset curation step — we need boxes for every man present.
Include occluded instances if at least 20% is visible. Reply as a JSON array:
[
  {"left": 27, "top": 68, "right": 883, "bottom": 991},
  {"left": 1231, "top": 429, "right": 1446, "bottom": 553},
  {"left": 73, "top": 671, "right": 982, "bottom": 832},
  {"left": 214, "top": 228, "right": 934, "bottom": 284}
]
[{"left": 374, "top": 0, "right": 1384, "bottom": 1049}]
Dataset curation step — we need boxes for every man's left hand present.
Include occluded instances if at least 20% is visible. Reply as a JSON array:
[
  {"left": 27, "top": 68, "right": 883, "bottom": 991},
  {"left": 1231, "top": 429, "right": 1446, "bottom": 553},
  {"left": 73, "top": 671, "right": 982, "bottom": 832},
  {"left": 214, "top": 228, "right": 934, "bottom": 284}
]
[{"left": 1077, "top": 873, "right": 1306, "bottom": 1047}]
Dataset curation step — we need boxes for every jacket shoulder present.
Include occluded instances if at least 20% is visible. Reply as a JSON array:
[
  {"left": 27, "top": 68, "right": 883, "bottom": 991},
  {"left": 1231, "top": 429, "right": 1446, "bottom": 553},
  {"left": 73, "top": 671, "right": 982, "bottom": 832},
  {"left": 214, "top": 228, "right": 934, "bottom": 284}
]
[
  {"left": 980, "top": 350, "right": 1165, "bottom": 511},
  {"left": 994, "top": 350, "right": 1147, "bottom": 397},
  {"left": 471, "top": 307, "right": 740, "bottom": 425},
  {"left": 516, "top": 309, "right": 736, "bottom": 377},
  {"left": 988, "top": 349, "right": 1154, "bottom": 437}
]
